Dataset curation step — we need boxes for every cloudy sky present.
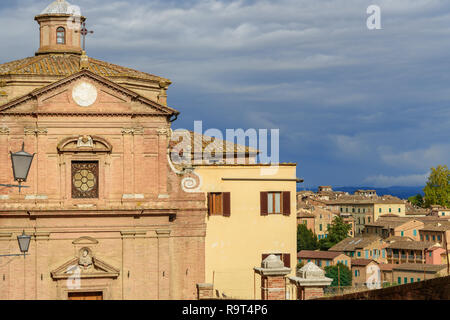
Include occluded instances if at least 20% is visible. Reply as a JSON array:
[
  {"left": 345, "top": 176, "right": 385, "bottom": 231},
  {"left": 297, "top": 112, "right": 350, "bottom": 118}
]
[{"left": 1, "top": 0, "right": 450, "bottom": 188}]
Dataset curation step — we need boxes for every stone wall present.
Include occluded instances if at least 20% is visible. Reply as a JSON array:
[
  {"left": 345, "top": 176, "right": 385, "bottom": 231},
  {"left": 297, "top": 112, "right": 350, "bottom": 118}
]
[{"left": 321, "top": 275, "right": 450, "bottom": 300}]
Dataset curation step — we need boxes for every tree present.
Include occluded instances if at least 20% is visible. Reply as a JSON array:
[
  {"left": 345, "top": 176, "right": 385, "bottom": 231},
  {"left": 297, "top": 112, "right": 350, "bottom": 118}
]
[
  {"left": 408, "top": 194, "right": 424, "bottom": 207},
  {"left": 423, "top": 165, "right": 450, "bottom": 208},
  {"left": 318, "top": 216, "right": 351, "bottom": 251},
  {"left": 324, "top": 263, "right": 352, "bottom": 287},
  {"left": 297, "top": 224, "right": 318, "bottom": 252}
]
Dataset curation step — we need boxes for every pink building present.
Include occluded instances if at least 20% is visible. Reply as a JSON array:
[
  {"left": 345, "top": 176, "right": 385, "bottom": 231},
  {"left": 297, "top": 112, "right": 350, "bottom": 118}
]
[{"left": 425, "top": 246, "right": 447, "bottom": 265}]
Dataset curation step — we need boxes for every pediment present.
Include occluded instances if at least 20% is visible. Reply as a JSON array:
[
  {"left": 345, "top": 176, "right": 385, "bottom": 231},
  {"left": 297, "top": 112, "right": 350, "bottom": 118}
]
[
  {"left": 58, "top": 136, "right": 113, "bottom": 153},
  {"left": 0, "top": 70, "right": 179, "bottom": 117},
  {"left": 51, "top": 256, "right": 120, "bottom": 280},
  {"left": 72, "top": 236, "right": 99, "bottom": 245}
]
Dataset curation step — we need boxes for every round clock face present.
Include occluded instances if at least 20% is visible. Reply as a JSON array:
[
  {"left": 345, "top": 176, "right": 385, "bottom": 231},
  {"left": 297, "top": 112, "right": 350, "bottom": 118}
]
[{"left": 72, "top": 82, "right": 98, "bottom": 107}]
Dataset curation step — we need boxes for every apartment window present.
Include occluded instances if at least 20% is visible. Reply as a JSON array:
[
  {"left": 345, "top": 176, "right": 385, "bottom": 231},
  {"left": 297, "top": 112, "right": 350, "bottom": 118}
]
[
  {"left": 429, "top": 252, "right": 432, "bottom": 257},
  {"left": 413, "top": 230, "right": 417, "bottom": 236},
  {"left": 358, "top": 251, "right": 361, "bottom": 257},
  {"left": 319, "top": 224, "right": 323, "bottom": 231},
  {"left": 404, "top": 277, "right": 407, "bottom": 284},
  {"left": 358, "top": 208, "right": 360, "bottom": 213},
  {"left": 398, "top": 208, "right": 401, "bottom": 213},
  {"left": 417, "top": 278, "right": 421, "bottom": 282},
  {"left": 363, "top": 208, "right": 366, "bottom": 213},
  {"left": 401, "top": 231, "right": 404, "bottom": 237},
  {"left": 397, "top": 277, "right": 401, "bottom": 284},
  {"left": 442, "top": 212, "right": 445, "bottom": 216},
  {"left": 420, "top": 235, "right": 424, "bottom": 241},
  {"left": 382, "top": 249, "right": 385, "bottom": 258},
  {"left": 365, "top": 250, "right": 368, "bottom": 259},
  {"left": 438, "top": 235, "right": 441, "bottom": 241},
  {"left": 363, "top": 218, "right": 365, "bottom": 224},
  {"left": 260, "top": 192, "right": 290, "bottom": 216},
  {"left": 346, "top": 208, "right": 348, "bottom": 213},
  {"left": 340, "top": 207, "right": 343, "bottom": 213},
  {"left": 379, "top": 208, "right": 382, "bottom": 213},
  {"left": 368, "top": 217, "right": 371, "bottom": 223},
  {"left": 389, "top": 208, "right": 392, "bottom": 213},
  {"left": 426, "top": 235, "right": 429, "bottom": 241},
  {"left": 207, "top": 192, "right": 231, "bottom": 216},
  {"left": 326, "top": 261, "right": 330, "bottom": 266},
  {"left": 432, "top": 235, "right": 436, "bottom": 241},
  {"left": 410, "top": 278, "right": 414, "bottom": 283},
  {"left": 56, "top": 27, "right": 66, "bottom": 44},
  {"left": 352, "top": 208, "right": 355, "bottom": 213}
]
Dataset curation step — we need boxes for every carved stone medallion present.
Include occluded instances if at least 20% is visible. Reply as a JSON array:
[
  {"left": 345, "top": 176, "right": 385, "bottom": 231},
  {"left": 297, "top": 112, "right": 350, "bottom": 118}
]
[{"left": 72, "top": 81, "right": 98, "bottom": 107}]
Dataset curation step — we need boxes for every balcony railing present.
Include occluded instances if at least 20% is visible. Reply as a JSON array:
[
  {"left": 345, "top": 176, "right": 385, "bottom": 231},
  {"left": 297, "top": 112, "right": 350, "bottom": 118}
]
[
  {"left": 401, "top": 254, "right": 406, "bottom": 259},
  {"left": 393, "top": 254, "right": 399, "bottom": 258},
  {"left": 408, "top": 255, "right": 415, "bottom": 260}
]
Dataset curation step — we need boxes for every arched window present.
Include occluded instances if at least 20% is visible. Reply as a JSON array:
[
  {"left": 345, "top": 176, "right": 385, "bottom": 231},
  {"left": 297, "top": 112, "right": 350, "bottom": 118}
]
[{"left": 56, "top": 27, "right": 66, "bottom": 44}]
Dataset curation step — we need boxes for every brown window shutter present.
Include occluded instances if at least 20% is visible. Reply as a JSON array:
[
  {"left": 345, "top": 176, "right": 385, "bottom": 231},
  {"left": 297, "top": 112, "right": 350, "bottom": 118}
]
[
  {"left": 262, "top": 254, "right": 269, "bottom": 262},
  {"left": 260, "top": 192, "right": 268, "bottom": 216},
  {"left": 283, "top": 254, "right": 291, "bottom": 268},
  {"left": 283, "top": 191, "right": 291, "bottom": 216},
  {"left": 207, "top": 193, "right": 211, "bottom": 216},
  {"left": 223, "top": 192, "right": 231, "bottom": 217}
]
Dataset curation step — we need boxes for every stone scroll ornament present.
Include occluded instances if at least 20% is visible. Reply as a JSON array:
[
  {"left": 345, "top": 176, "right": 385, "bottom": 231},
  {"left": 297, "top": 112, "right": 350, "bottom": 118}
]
[
  {"left": 180, "top": 170, "right": 202, "bottom": 193},
  {"left": 166, "top": 129, "right": 202, "bottom": 193}
]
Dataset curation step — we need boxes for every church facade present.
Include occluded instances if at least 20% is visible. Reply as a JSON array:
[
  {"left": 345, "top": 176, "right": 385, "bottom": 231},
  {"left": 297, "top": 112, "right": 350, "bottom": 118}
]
[{"left": 0, "top": 1, "right": 207, "bottom": 300}]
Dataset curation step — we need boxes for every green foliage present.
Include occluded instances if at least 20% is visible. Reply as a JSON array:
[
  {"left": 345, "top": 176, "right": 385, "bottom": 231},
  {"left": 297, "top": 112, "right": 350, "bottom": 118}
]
[
  {"left": 324, "top": 263, "right": 352, "bottom": 287},
  {"left": 423, "top": 165, "right": 450, "bottom": 208},
  {"left": 318, "top": 216, "right": 351, "bottom": 251},
  {"left": 408, "top": 193, "right": 424, "bottom": 207},
  {"left": 297, "top": 224, "right": 318, "bottom": 252}
]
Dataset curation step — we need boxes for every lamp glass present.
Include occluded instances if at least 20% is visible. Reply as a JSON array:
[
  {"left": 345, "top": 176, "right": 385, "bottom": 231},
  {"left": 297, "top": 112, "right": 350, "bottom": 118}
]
[
  {"left": 17, "top": 231, "right": 31, "bottom": 254},
  {"left": 10, "top": 146, "right": 34, "bottom": 182}
]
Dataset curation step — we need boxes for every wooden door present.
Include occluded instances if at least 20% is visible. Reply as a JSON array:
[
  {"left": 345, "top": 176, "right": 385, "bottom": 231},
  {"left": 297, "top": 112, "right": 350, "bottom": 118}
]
[{"left": 68, "top": 292, "right": 103, "bottom": 300}]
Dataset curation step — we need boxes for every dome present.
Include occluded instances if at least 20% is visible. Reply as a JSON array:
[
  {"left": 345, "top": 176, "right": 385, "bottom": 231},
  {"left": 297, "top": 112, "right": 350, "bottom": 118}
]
[{"left": 40, "top": 0, "right": 79, "bottom": 15}]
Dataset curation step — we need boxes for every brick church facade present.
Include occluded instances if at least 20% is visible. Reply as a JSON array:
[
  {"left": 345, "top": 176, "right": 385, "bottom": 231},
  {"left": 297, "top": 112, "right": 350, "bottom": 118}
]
[{"left": 0, "top": 0, "right": 209, "bottom": 300}]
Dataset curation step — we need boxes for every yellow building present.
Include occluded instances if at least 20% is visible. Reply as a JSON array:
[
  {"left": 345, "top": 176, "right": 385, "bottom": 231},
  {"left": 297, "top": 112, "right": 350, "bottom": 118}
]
[{"left": 195, "top": 164, "right": 298, "bottom": 299}]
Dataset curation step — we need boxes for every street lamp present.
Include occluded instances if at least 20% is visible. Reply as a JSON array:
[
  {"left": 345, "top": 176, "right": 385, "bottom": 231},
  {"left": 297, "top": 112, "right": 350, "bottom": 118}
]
[
  {"left": 0, "top": 230, "right": 31, "bottom": 258},
  {"left": 0, "top": 142, "right": 34, "bottom": 192}
]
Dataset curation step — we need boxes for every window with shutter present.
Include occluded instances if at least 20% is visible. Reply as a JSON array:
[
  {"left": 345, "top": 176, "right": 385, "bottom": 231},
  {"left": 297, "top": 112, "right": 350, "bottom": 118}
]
[
  {"left": 260, "top": 192, "right": 268, "bottom": 216},
  {"left": 223, "top": 192, "right": 231, "bottom": 217},
  {"left": 282, "top": 191, "right": 291, "bottom": 216},
  {"left": 208, "top": 193, "right": 224, "bottom": 215},
  {"left": 282, "top": 253, "right": 291, "bottom": 268}
]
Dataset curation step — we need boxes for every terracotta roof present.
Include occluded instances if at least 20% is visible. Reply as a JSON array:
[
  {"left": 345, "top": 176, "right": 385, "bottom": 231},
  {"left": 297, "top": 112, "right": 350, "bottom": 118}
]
[
  {"left": 329, "top": 237, "right": 381, "bottom": 252},
  {"left": 298, "top": 250, "right": 345, "bottom": 260},
  {"left": 351, "top": 259, "right": 376, "bottom": 266},
  {"left": 386, "top": 241, "right": 437, "bottom": 250},
  {"left": 0, "top": 54, "right": 168, "bottom": 83},
  {"left": 378, "top": 263, "right": 395, "bottom": 271},
  {"left": 421, "top": 221, "right": 450, "bottom": 231},
  {"left": 385, "top": 236, "right": 414, "bottom": 242},
  {"left": 169, "top": 130, "right": 259, "bottom": 156},
  {"left": 392, "top": 263, "right": 447, "bottom": 272}
]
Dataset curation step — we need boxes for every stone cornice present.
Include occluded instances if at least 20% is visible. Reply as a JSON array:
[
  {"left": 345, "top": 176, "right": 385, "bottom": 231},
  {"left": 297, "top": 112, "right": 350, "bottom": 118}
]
[
  {"left": 24, "top": 127, "right": 48, "bottom": 135},
  {"left": 122, "top": 127, "right": 144, "bottom": 135}
]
